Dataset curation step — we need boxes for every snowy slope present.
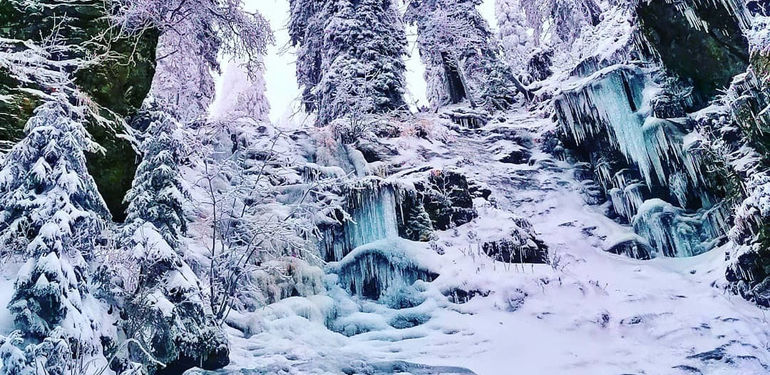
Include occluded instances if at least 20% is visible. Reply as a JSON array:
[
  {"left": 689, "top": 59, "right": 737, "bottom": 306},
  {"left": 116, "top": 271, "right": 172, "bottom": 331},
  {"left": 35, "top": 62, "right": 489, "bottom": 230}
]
[{"left": 191, "top": 106, "right": 770, "bottom": 375}]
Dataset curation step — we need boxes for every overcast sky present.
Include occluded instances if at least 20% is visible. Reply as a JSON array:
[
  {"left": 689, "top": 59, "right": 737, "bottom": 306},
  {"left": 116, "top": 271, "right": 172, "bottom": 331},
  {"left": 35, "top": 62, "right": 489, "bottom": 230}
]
[{"left": 213, "top": 0, "right": 498, "bottom": 123}]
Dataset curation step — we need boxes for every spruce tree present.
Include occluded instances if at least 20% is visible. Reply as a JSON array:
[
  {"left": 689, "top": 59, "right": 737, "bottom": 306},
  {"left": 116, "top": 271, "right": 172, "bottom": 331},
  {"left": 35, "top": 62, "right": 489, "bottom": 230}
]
[
  {"left": 119, "top": 106, "right": 228, "bottom": 374},
  {"left": 289, "top": 0, "right": 326, "bottom": 112},
  {"left": 290, "top": 0, "right": 408, "bottom": 124},
  {"left": 0, "top": 91, "right": 110, "bottom": 357},
  {"left": 406, "top": 0, "right": 524, "bottom": 110}
]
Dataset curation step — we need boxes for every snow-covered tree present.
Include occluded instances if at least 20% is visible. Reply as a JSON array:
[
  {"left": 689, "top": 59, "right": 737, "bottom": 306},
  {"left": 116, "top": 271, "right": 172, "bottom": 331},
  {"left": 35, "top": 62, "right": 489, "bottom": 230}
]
[
  {"left": 290, "top": 0, "right": 408, "bottom": 125},
  {"left": 210, "top": 60, "right": 270, "bottom": 123},
  {"left": 496, "top": 0, "right": 536, "bottom": 73},
  {"left": 118, "top": 106, "right": 228, "bottom": 373},
  {"left": 122, "top": 109, "right": 188, "bottom": 248},
  {"left": 289, "top": 0, "right": 326, "bottom": 112},
  {"left": 405, "top": 0, "right": 525, "bottom": 110},
  {"left": 0, "top": 91, "right": 110, "bottom": 366},
  {"left": 188, "top": 117, "right": 322, "bottom": 320},
  {"left": 108, "top": 0, "right": 273, "bottom": 122},
  {"left": 149, "top": 19, "right": 220, "bottom": 123},
  {"left": 0, "top": 329, "right": 78, "bottom": 375},
  {"left": 497, "top": 0, "right": 601, "bottom": 52}
]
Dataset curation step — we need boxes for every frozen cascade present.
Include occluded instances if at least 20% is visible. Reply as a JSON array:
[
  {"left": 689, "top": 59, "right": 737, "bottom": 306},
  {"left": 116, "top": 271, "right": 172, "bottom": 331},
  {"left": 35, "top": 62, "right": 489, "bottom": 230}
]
[
  {"left": 317, "top": 174, "right": 439, "bottom": 301},
  {"left": 555, "top": 64, "right": 730, "bottom": 257},
  {"left": 633, "top": 199, "right": 701, "bottom": 257},
  {"left": 669, "top": 172, "right": 690, "bottom": 208},
  {"left": 608, "top": 169, "right": 647, "bottom": 220},
  {"left": 556, "top": 65, "right": 703, "bottom": 191},
  {"left": 609, "top": 183, "right": 646, "bottom": 221},
  {"left": 328, "top": 238, "right": 439, "bottom": 300},
  {"left": 632, "top": 199, "right": 728, "bottom": 257},
  {"left": 321, "top": 179, "right": 400, "bottom": 262},
  {"left": 556, "top": 66, "right": 654, "bottom": 184}
]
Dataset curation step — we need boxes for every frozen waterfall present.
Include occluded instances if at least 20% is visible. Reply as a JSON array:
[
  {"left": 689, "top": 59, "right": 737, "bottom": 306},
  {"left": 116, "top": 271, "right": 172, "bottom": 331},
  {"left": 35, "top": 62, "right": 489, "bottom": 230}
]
[{"left": 321, "top": 180, "right": 400, "bottom": 262}]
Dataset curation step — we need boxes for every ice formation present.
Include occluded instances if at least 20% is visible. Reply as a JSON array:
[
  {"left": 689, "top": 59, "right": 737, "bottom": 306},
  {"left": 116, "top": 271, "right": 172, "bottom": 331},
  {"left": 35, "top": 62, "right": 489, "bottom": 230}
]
[
  {"left": 320, "top": 180, "right": 400, "bottom": 262},
  {"left": 554, "top": 62, "right": 729, "bottom": 258},
  {"left": 329, "top": 238, "right": 439, "bottom": 300},
  {"left": 557, "top": 65, "right": 676, "bottom": 188}
]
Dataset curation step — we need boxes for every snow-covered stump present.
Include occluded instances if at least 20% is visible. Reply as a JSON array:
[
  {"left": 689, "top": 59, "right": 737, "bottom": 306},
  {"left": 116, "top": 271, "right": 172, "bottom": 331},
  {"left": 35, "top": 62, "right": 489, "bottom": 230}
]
[{"left": 328, "top": 239, "right": 439, "bottom": 301}]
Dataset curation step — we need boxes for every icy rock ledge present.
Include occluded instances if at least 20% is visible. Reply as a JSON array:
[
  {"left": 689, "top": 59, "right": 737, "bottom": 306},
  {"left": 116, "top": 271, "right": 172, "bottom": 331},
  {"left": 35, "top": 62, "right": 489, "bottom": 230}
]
[
  {"left": 327, "top": 238, "right": 440, "bottom": 300},
  {"left": 632, "top": 199, "right": 726, "bottom": 258}
]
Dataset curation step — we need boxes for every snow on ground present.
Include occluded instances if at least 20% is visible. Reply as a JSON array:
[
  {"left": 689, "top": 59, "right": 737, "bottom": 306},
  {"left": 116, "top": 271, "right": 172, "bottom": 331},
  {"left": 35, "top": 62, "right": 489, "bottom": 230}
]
[{"left": 193, "top": 106, "right": 770, "bottom": 375}]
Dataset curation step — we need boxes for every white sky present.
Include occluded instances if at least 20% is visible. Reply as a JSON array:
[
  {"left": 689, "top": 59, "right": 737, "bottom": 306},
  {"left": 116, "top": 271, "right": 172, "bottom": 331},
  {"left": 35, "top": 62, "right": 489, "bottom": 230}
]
[{"left": 213, "top": 0, "right": 498, "bottom": 123}]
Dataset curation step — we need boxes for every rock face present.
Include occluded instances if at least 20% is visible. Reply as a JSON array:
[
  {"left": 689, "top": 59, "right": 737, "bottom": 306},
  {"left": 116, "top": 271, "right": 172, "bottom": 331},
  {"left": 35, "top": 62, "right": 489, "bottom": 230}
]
[
  {"left": 155, "top": 344, "right": 230, "bottom": 375},
  {"left": 0, "top": 0, "right": 158, "bottom": 221},
  {"left": 726, "top": 247, "right": 770, "bottom": 306},
  {"left": 719, "top": 70, "right": 770, "bottom": 307},
  {"left": 527, "top": 48, "right": 554, "bottom": 82},
  {"left": 551, "top": 0, "right": 755, "bottom": 261},
  {"left": 417, "top": 170, "right": 478, "bottom": 231},
  {"left": 396, "top": 189, "right": 435, "bottom": 242},
  {"left": 637, "top": 0, "right": 749, "bottom": 107},
  {"left": 482, "top": 236, "right": 548, "bottom": 263},
  {"left": 482, "top": 218, "right": 548, "bottom": 264}
]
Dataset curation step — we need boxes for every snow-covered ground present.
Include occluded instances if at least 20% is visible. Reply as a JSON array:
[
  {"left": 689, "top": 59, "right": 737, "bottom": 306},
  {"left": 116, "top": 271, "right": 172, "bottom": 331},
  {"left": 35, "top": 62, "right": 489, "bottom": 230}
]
[{"left": 192, "top": 107, "right": 770, "bottom": 374}]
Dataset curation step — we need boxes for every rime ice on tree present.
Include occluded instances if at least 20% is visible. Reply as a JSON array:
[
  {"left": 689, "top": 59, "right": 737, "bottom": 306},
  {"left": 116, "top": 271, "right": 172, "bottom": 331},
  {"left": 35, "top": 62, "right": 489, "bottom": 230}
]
[
  {"left": 406, "top": 0, "right": 524, "bottom": 110},
  {"left": 290, "top": 0, "right": 408, "bottom": 124}
]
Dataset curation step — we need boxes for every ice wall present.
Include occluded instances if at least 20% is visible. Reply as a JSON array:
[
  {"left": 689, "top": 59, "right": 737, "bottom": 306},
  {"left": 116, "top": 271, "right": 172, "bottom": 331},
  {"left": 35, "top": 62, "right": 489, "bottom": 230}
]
[
  {"left": 315, "top": 169, "right": 441, "bottom": 301},
  {"left": 320, "top": 179, "right": 400, "bottom": 262},
  {"left": 330, "top": 239, "right": 438, "bottom": 300},
  {"left": 555, "top": 64, "right": 728, "bottom": 257}
]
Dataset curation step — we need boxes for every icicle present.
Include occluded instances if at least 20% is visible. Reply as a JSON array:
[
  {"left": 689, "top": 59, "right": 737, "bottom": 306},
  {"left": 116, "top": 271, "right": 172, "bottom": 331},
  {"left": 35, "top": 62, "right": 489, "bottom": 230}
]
[
  {"left": 668, "top": 172, "right": 690, "bottom": 208},
  {"left": 331, "top": 239, "right": 438, "bottom": 300},
  {"left": 322, "top": 180, "right": 401, "bottom": 262},
  {"left": 632, "top": 198, "right": 727, "bottom": 257},
  {"left": 609, "top": 179, "right": 646, "bottom": 221}
]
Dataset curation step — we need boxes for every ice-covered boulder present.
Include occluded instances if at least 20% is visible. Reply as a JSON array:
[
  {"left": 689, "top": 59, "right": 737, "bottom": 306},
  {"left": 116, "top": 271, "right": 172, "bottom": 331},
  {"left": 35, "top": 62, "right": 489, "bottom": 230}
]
[
  {"left": 328, "top": 238, "right": 439, "bottom": 300},
  {"left": 481, "top": 222, "right": 549, "bottom": 264},
  {"left": 605, "top": 234, "right": 655, "bottom": 260}
]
